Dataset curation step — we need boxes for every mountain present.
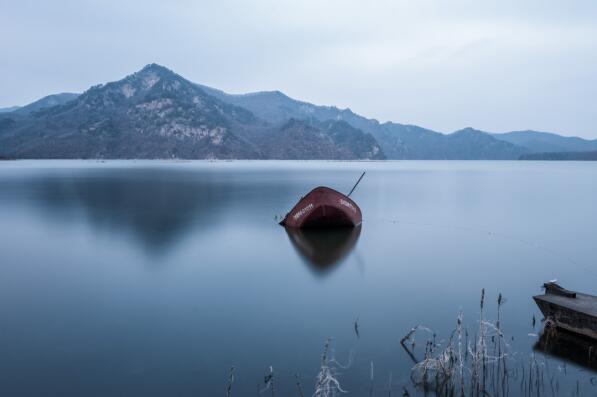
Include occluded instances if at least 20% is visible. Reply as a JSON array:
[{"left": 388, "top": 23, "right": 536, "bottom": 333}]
[
  {"left": 196, "top": 86, "right": 404, "bottom": 154},
  {"left": 0, "top": 64, "right": 383, "bottom": 160},
  {"left": 1, "top": 63, "right": 592, "bottom": 159},
  {"left": 520, "top": 150, "right": 597, "bottom": 160},
  {"left": 198, "top": 86, "right": 532, "bottom": 159},
  {"left": 197, "top": 86, "right": 362, "bottom": 125},
  {"left": 200, "top": 83, "right": 597, "bottom": 159},
  {"left": 256, "top": 119, "right": 384, "bottom": 160},
  {"left": 15, "top": 93, "right": 80, "bottom": 114},
  {"left": 375, "top": 124, "right": 529, "bottom": 159},
  {"left": 492, "top": 130, "right": 597, "bottom": 153},
  {"left": 0, "top": 65, "right": 262, "bottom": 159},
  {"left": 0, "top": 93, "right": 79, "bottom": 115},
  {"left": 443, "top": 128, "right": 528, "bottom": 159}
]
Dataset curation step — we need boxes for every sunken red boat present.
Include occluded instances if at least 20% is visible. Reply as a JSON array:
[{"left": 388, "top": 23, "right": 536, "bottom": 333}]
[
  {"left": 280, "top": 186, "right": 362, "bottom": 228},
  {"left": 280, "top": 172, "right": 365, "bottom": 228}
]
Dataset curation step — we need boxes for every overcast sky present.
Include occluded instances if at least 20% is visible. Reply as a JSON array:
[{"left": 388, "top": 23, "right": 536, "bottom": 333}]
[{"left": 1, "top": 0, "right": 596, "bottom": 138}]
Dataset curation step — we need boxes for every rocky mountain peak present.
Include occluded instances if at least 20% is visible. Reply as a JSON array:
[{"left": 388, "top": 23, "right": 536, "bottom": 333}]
[
  {"left": 453, "top": 127, "right": 484, "bottom": 135},
  {"left": 140, "top": 63, "right": 172, "bottom": 74}
]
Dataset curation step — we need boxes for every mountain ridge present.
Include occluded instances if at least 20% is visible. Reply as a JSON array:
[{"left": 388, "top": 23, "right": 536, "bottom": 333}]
[
  {"left": 1, "top": 63, "right": 595, "bottom": 159},
  {"left": 492, "top": 130, "right": 597, "bottom": 153},
  {"left": 0, "top": 64, "right": 383, "bottom": 160},
  {"left": 196, "top": 82, "right": 596, "bottom": 159}
]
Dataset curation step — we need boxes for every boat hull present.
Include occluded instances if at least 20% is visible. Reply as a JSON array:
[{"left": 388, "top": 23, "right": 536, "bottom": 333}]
[
  {"left": 533, "top": 293, "right": 597, "bottom": 340},
  {"left": 280, "top": 186, "right": 362, "bottom": 228}
]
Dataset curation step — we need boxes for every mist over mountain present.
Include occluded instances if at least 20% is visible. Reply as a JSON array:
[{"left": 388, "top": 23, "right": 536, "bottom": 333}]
[{"left": 0, "top": 64, "right": 594, "bottom": 160}]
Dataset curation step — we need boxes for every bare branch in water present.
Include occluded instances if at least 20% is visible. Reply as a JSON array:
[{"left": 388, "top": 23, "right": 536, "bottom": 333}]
[
  {"left": 400, "top": 325, "right": 432, "bottom": 345},
  {"left": 314, "top": 339, "right": 347, "bottom": 397},
  {"left": 226, "top": 366, "right": 235, "bottom": 397}
]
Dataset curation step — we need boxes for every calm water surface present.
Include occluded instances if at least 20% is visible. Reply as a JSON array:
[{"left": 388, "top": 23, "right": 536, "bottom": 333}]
[{"left": 0, "top": 160, "right": 596, "bottom": 396}]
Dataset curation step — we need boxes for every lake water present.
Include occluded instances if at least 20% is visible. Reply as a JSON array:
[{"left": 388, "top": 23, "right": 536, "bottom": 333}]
[{"left": 0, "top": 160, "right": 596, "bottom": 396}]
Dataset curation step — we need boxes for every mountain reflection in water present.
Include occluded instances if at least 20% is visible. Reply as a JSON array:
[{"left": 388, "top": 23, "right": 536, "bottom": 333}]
[
  {"left": 284, "top": 225, "right": 361, "bottom": 273},
  {"left": 0, "top": 166, "right": 296, "bottom": 254}
]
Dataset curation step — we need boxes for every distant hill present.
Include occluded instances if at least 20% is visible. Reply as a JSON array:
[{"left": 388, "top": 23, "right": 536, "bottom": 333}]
[
  {"left": 493, "top": 130, "right": 597, "bottom": 153},
  {"left": 198, "top": 85, "right": 532, "bottom": 159},
  {"left": 0, "top": 106, "right": 21, "bottom": 113},
  {"left": 0, "top": 65, "right": 383, "bottom": 160},
  {"left": 377, "top": 125, "right": 528, "bottom": 159},
  {"left": 0, "top": 93, "right": 79, "bottom": 115},
  {"left": 0, "top": 63, "right": 593, "bottom": 159},
  {"left": 520, "top": 151, "right": 597, "bottom": 160},
  {"left": 443, "top": 128, "right": 528, "bottom": 159},
  {"left": 14, "top": 93, "right": 80, "bottom": 114}
]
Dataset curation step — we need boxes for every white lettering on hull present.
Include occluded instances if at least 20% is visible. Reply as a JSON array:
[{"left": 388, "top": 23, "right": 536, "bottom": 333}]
[
  {"left": 293, "top": 203, "right": 314, "bottom": 220},
  {"left": 339, "top": 199, "right": 357, "bottom": 213}
]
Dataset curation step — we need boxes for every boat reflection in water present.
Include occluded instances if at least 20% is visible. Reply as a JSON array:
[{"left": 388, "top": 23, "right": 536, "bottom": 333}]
[
  {"left": 534, "top": 323, "right": 597, "bottom": 372},
  {"left": 284, "top": 225, "right": 361, "bottom": 274}
]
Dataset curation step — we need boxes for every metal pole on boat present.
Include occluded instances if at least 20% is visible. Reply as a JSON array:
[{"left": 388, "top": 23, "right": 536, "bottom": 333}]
[{"left": 347, "top": 171, "right": 366, "bottom": 197}]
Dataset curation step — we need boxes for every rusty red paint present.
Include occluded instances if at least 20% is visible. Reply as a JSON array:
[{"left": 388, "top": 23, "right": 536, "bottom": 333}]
[{"left": 280, "top": 186, "right": 362, "bottom": 228}]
